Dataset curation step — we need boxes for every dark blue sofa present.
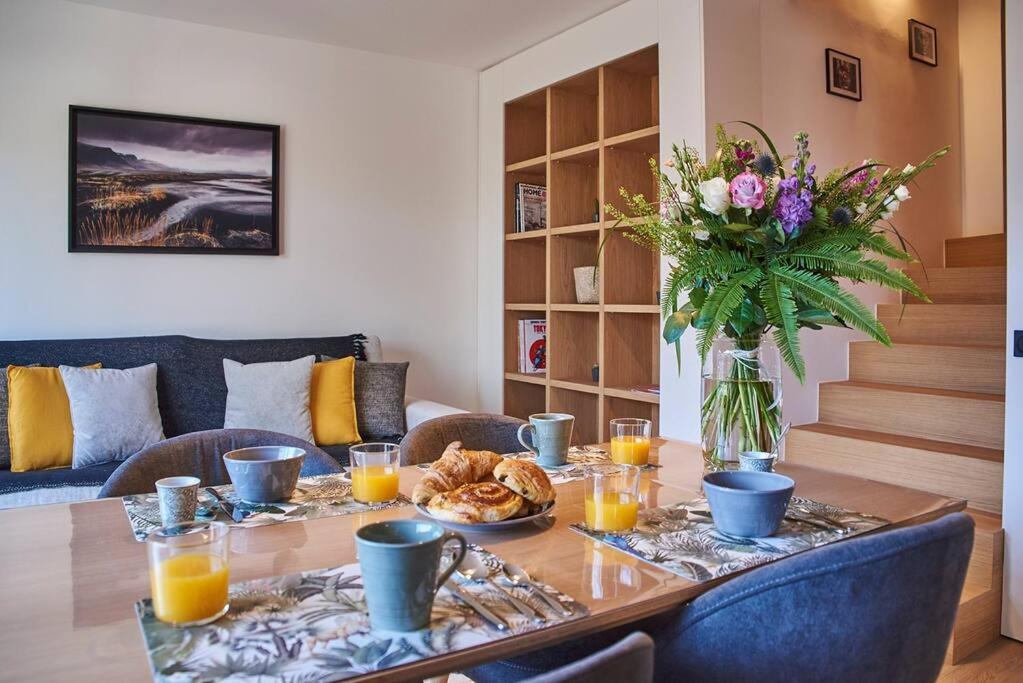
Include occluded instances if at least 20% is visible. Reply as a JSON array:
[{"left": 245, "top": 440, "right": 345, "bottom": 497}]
[{"left": 0, "top": 333, "right": 383, "bottom": 507}]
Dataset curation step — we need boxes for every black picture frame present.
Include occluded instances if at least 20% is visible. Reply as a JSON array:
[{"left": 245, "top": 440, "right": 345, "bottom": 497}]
[
  {"left": 825, "top": 48, "right": 862, "bottom": 102},
  {"left": 68, "top": 105, "right": 280, "bottom": 255},
  {"left": 908, "top": 19, "right": 938, "bottom": 67}
]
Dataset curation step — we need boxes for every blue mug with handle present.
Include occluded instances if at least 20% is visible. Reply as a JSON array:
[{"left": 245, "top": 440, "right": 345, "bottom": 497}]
[
  {"left": 518, "top": 413, "right": 575, "bottom": 468},
  {"left": 356, "top": 520, "right": 467, "bottom": 631}
]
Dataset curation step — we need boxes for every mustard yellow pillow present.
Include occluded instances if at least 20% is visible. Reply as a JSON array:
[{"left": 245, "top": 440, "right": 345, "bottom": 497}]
[
  {"left": 310, "top": 356, "right": 360, "bottom": 446},
  {"left": 7, "top": 363, "right": 100, "bottom": 472}
]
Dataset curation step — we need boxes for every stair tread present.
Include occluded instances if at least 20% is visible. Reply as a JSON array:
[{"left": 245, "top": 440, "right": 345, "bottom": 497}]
[
  {"left": 825, "top": 380, "right": 1005, "bottom": 402},
  {"left": 966, "top": 508, "right": 1003, "bottom": 531},
  {"left": 851, "top": 341, "right": 1003, "bottom": 351},
  {"left": 793, "top": 423, "right": 1004, "bottom": 463}
]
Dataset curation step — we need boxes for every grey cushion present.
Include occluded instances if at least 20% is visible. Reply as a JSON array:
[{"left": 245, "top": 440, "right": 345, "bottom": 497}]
[
  {"left": 398, "top": 413, "right": 526, "bottom": 466},
  {"left": 223, "top": 356, "right": 315, "bottom": 441},
  {"left": 60, "top": 364, "right": 165, "bottom": 468},
  {"left": 524, "top": 632, "right": 654, "bottom": 683},
  {"left": 355, "top": 361, "right": 409, "bottom": 440},
  {"left": 0, "top": 460, "right": 121, "bottom": 497},
  {"left": 0, "top": 334, "right": 367, "bottom": 443},
  {"left": 319, "top": 436, "right": 402, "bottom": 468},
  {"left": 98, "top": 428, "right": 342, "bottom": 498}
]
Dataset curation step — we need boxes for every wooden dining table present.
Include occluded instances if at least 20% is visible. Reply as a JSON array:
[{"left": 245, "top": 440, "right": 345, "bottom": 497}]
[{"left": 0, "top": 439, "right": 964, "bottom": 682}]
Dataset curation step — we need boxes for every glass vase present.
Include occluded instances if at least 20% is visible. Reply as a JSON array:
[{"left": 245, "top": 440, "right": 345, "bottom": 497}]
[{"left": 701, "top": 336, "right": 783, "bottom": 471}]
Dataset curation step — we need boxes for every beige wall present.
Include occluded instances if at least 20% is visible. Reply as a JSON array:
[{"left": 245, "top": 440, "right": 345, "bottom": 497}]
[{"left": 959, "top": 0, "right": 1005, "bottom": 236}]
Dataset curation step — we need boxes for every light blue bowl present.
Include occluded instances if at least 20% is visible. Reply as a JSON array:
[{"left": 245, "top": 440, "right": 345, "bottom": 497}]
[
  {"left": 223, "top": 446, "right": 305, "bottom": 503},
  {"left": 703, "top": 471, "right": 795, "bottom": 538}
]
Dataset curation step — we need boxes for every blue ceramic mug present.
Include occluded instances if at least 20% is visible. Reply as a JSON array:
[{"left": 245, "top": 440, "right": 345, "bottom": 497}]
[
  {"left": 518, "top": 413, "right": 574, "bottom": 468},
  {"left": 356, "top": 520, "right": 467, "bottom": 631}
]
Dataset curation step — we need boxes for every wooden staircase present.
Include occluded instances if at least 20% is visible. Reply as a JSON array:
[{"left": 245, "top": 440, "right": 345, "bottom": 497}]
[{"left": 786, "top": 232, "right": 1006, "bottom": 663}]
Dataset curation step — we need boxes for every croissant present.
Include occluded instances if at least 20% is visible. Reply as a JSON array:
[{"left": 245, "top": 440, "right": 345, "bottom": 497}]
[
  {"left": 411, "top": 441, "right": 503, "bottom": 504},
  {"left": 426, "top": 482, "right": 524, "bottom": 524}
]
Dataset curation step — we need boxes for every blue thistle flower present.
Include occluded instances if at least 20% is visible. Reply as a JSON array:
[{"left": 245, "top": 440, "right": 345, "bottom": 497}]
[
  {"left": 831, "top": 206, "right": 853, "bottom": 226},
  {"left": 752, "top": 153, "right": 777, "bottom": 176}
]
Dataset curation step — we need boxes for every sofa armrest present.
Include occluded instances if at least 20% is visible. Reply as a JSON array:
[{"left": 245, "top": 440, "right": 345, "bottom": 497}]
[{"left": 404, "top": 396, "right": 469, "bottom": 431}]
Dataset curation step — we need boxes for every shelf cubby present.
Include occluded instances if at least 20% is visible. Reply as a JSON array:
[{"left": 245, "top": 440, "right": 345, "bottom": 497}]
[
  {"left": 550, "top": 69, "right": 599, "bottom": 153},
  {"left": 505, "top": 89, "right": 547, "bottom": 166},
  {"left": 604, "top": 312, "right": 659, "bottom": 390},
  {"left": 604, "top": 144, "right": 657, "bottom": 218},
  {"left": 604, "top": 395, "right": 659, "bottom": 438},
  {"left": 549, "top": 155, "right": 600, "bottom": 229},
  {"left": 504, "top": 308, "right": 547, "bottom": 374},
  {"left": 550, "top": 232, "right": 599, "bottom": 304},
  {"left": 549, "top": 310, "right": 599, "bottom": 386},
  {"left": 550, "top": 387, "right": 599, "bottom": 446},
  {"left": 603, "top": 46, "right": 659, "bottom": 138},
  {"left": 505, "top": 167, "right": 548, "bottom": 235},
  {"left": 603, "top": 228, "right": 658, "bottom": 306},
  {"left": 504, "top": 239, "right": 546, "bottom": 305},
  {"left": 505, "top": 380, "right": 547, "bottom": 421}
]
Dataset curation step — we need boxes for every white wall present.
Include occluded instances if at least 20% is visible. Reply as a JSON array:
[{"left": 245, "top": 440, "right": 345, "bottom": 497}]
[
  {"left": 0, "top": 0, "right": 480, "bottom": 410},
  {"left": 475, "top": 0, "right": 707, "bottom": 441},
  {"left": 1002, "top": 0, "right": 1022, "bottom": 642}
]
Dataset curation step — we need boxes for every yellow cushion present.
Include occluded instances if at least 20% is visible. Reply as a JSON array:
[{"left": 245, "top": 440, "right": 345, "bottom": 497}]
[
  {"left": 310, "top": 356, "right": 361, "bottom": 446},
  {"left": 7, "top": 363, "right": 100, "bottom": 472}
]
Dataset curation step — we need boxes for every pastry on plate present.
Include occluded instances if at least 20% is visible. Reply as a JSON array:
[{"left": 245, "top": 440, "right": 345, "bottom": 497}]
[
  {"left": 426, "top": 482, "right": 524, "bottom": 524},
  {"left": 493, "top": 459, "right": 556, "bottom": 505},
  {"left": 412, "top": 441, "right": 503, "bottom": 504}
]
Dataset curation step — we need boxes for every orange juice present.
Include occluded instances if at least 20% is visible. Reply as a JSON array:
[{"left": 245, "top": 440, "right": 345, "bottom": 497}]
[
  {"left": 352, "top": 465, "right": 400, "bottom": 503},
  {"left": 610, "top": 435, "right": 651, "bottom": 466},
  {"left": 150, "top": 553, "right": 229, "bottom": 625},
  {"left": 584, "top": 491, "right": 639, "bottom": 532}
]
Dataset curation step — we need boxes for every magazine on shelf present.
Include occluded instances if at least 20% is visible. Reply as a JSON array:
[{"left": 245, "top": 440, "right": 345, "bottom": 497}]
[
  {"left": 517, "top": 319, "right": 546, "bottom": 373},
  {"left": 629, "top": 385, "right": 661, "bottom": 396},
  {"left": 515, "top": 183, "right": 546, "bottom": 232}
]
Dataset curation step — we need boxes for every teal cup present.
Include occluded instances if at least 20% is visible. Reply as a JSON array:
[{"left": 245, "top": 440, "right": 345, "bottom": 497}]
[
  {"left": 518, "top": 413, "right": 575, "bottom": 468},
  {"left": 355, "top": 520, "right": 467, "bottom": 631}
]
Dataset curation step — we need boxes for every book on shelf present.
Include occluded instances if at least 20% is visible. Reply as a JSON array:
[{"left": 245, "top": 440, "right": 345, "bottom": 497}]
[
  {"left": 514, "top": 183, "right": 546, "bottom": 232},
  {"left": 517, "top": 319, "right": 546, "bottom": 373},
  {"left": 629, "top": 384, "right": 660, "bottom": 396}
]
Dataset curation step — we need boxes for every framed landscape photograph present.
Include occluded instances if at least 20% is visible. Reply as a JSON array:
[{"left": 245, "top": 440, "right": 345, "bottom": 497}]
[
  {"left": 908, "top": 19, "right": 938, "bottom": 66},
  {"left": 69, "top": 106, "right": 280, "bottom": 254},
  {"left": 825, "top": 49, "right": 862, "bottom": 101}
]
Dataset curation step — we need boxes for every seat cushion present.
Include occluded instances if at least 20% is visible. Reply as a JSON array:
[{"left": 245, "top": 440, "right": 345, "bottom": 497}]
[
  {"left": 0, "top": 461, "right": 121, "bottom": 497},
  {"left": 319, "top": 436, "right": 402, "bottom": 468}
]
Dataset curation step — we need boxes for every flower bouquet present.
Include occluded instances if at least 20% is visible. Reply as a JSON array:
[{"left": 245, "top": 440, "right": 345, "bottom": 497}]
[{"left": 605, "top": 123, "right": 947, "bottom": 469}]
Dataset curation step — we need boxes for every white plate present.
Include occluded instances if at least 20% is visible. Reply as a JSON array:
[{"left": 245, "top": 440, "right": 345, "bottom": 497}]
[{"left": 414, "top": 501, "right": 555, "bottom": 532}]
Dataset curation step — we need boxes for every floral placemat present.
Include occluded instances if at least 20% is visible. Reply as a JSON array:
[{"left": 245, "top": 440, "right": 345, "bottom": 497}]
[
  {"left": 123, "top": 474, "right": 410, "bottom": 542},
  {"left": 570, "top": 496, "right": 888, "bottom": 583},
  {"left": 416, "top": 446, "right": 658, "bottom": 486},
  {"left": 135, "top": 545, "right": 588, "bottom": 682}
]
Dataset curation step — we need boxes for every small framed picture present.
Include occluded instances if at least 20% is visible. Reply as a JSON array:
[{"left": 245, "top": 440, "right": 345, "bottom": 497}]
[
  {"left": 825, "top": 49, "right": 862, "bottom": 101},
  {"left": 908, "top": 19, "right": 938, "bottom": 66}
]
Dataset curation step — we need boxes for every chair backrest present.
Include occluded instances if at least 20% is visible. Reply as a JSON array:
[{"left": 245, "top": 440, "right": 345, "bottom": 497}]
[
  {"left": 658, "top": 512, "right": 974, "bottom": 683},
  {"left": 398, "top": 413, "right": 527, "bottom": 465},
  {"left": 525, "top": 632, "right": 654, "bottom": 683},
  {"left": 98, "top": 428, "right": 342, "bottom": 497}
]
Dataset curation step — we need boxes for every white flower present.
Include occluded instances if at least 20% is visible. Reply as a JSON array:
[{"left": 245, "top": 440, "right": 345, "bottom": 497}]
[
  {"left": 691, "top": 219, "right": 710, "bottom": 241},
  {"left": 698, "top": 177, "right": 731, "bottom": 216},
  {"left": 678, "top": 190, "right": 694, "bottom": 206},
  {"left": 855, "top": 202, "right": 868, "bottom": 216},
  {"left": 665, "top": 157, "right": 676, "bottom": 168},
  {"left": 902, "top": 163, "right": 916, "bottom": 175},
  {"left": 881, "top": 210, "right": 894, "bottom": 220},
  {"left": 894, "top": 184, "right": 911, "bottom": 201}
]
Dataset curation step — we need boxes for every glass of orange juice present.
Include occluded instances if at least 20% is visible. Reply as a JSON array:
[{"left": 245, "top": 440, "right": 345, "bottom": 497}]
[
  {"left": 147, "top": 521, "right": 230, "bottom": 627},
  {"left": 350, "top": 443, "right": 401, "bottom": 504},
  {"left": 584, "top": 464, "right": 641, "bottom": 533},
  {"left": 609, "top": 418, "right": 652, "bottom": 466}
]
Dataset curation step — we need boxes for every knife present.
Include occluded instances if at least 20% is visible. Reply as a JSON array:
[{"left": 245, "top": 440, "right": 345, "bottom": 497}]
[
  {"left": 444, "top": 581, "right": 509, "bottom": 631},
  {"left": 205, "top": 487, "right": 246, "bottom": 523}
]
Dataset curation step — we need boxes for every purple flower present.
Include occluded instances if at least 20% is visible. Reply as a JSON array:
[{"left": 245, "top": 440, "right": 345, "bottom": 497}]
[
  {"left": 773, "top": 176, "right": 814, "bottom": 234},
  {"left": 728, "top": 171, "right": 767, "bottom": 209},
  {"left": 734, "top": 145, "right": 754, "bottom": 164}
]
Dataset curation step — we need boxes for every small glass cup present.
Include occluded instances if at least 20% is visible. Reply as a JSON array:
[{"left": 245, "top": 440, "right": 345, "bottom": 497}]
[
  {"left": 147, "top": 521, "right": 230, "bottom": 627},
  {"left": 350, "top": 443, "right": 401, "bottom": 504},
  {"left": 583, "top": 464, "right": 641, "bottom": 533},
  {"left": 609, "top": 418, "right": 652, "bottom": 466}
]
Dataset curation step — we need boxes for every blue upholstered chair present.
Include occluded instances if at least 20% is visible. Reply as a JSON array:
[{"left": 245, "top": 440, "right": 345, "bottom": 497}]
[
  {"left": 523, "top": 632, "right": 654, "bottom": 683},
  {"left": 398, "top": 413, "right": 526, "bottom": 465},
  {"left": 466, "top": 511, "right": 974, "bottom": 683},
  {"left": 98, "top": 429, "right": 342, "bottom": 497}
]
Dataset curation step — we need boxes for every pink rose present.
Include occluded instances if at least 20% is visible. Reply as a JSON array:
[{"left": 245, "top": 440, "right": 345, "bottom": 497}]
[{"left": 728, "top": 171, "right": 766, "bottom": 210}]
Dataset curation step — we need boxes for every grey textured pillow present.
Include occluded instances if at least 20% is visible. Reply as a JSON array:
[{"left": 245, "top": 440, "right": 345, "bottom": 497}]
[
  {"left": 355, "top": 361, "right": 409, "bottom": 439},
  {"left": 60, "top": 363, "right": 165, "bottom": 468},
  {"left": 223, "top": 355, "right": 315, "bottom": 441}
]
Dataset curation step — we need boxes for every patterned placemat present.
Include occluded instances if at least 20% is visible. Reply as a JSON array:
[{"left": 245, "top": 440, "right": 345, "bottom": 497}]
[
  {"left": 123, "top": 474, "right": 410, "bottom": 542},
  {"left": 570, "top": 496, "right": 888, "bottom": 583},
  {"left": 416, "top": 446, "right": 658, "bottom": 486},
  {"left": 136, "top": 544, "right": 588, "bottom": 682}
]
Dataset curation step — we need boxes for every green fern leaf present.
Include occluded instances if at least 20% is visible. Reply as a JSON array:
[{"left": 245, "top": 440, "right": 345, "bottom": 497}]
[
  {"left": 695, "top": 268, "right": 764, "bottom": 362},
  {"left": 761, "top": 275, "right": 805, "bottom": 382}
]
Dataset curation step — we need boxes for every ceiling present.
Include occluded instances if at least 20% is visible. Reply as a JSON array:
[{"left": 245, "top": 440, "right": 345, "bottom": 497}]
[{"left": 68, "top": 0, "right": 630, "bottom": 70}]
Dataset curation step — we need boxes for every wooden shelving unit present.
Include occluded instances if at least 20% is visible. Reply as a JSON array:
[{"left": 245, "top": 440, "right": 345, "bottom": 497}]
[{"left": 502, "top": 45, "right": 660, "bottom": 444}]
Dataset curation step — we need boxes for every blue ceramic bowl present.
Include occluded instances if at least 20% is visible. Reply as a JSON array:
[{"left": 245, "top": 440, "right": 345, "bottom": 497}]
[
  {"left": 703, "top": 471, "right": 795, "bottom": 538},
  {"left": 223, "top": 446, "right": 305, "bottom": 503}
]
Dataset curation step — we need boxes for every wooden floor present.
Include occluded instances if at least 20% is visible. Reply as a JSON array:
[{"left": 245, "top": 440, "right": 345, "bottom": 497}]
[{"left": 939, "top": 637, "right": 1023, "bottom": 682}]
